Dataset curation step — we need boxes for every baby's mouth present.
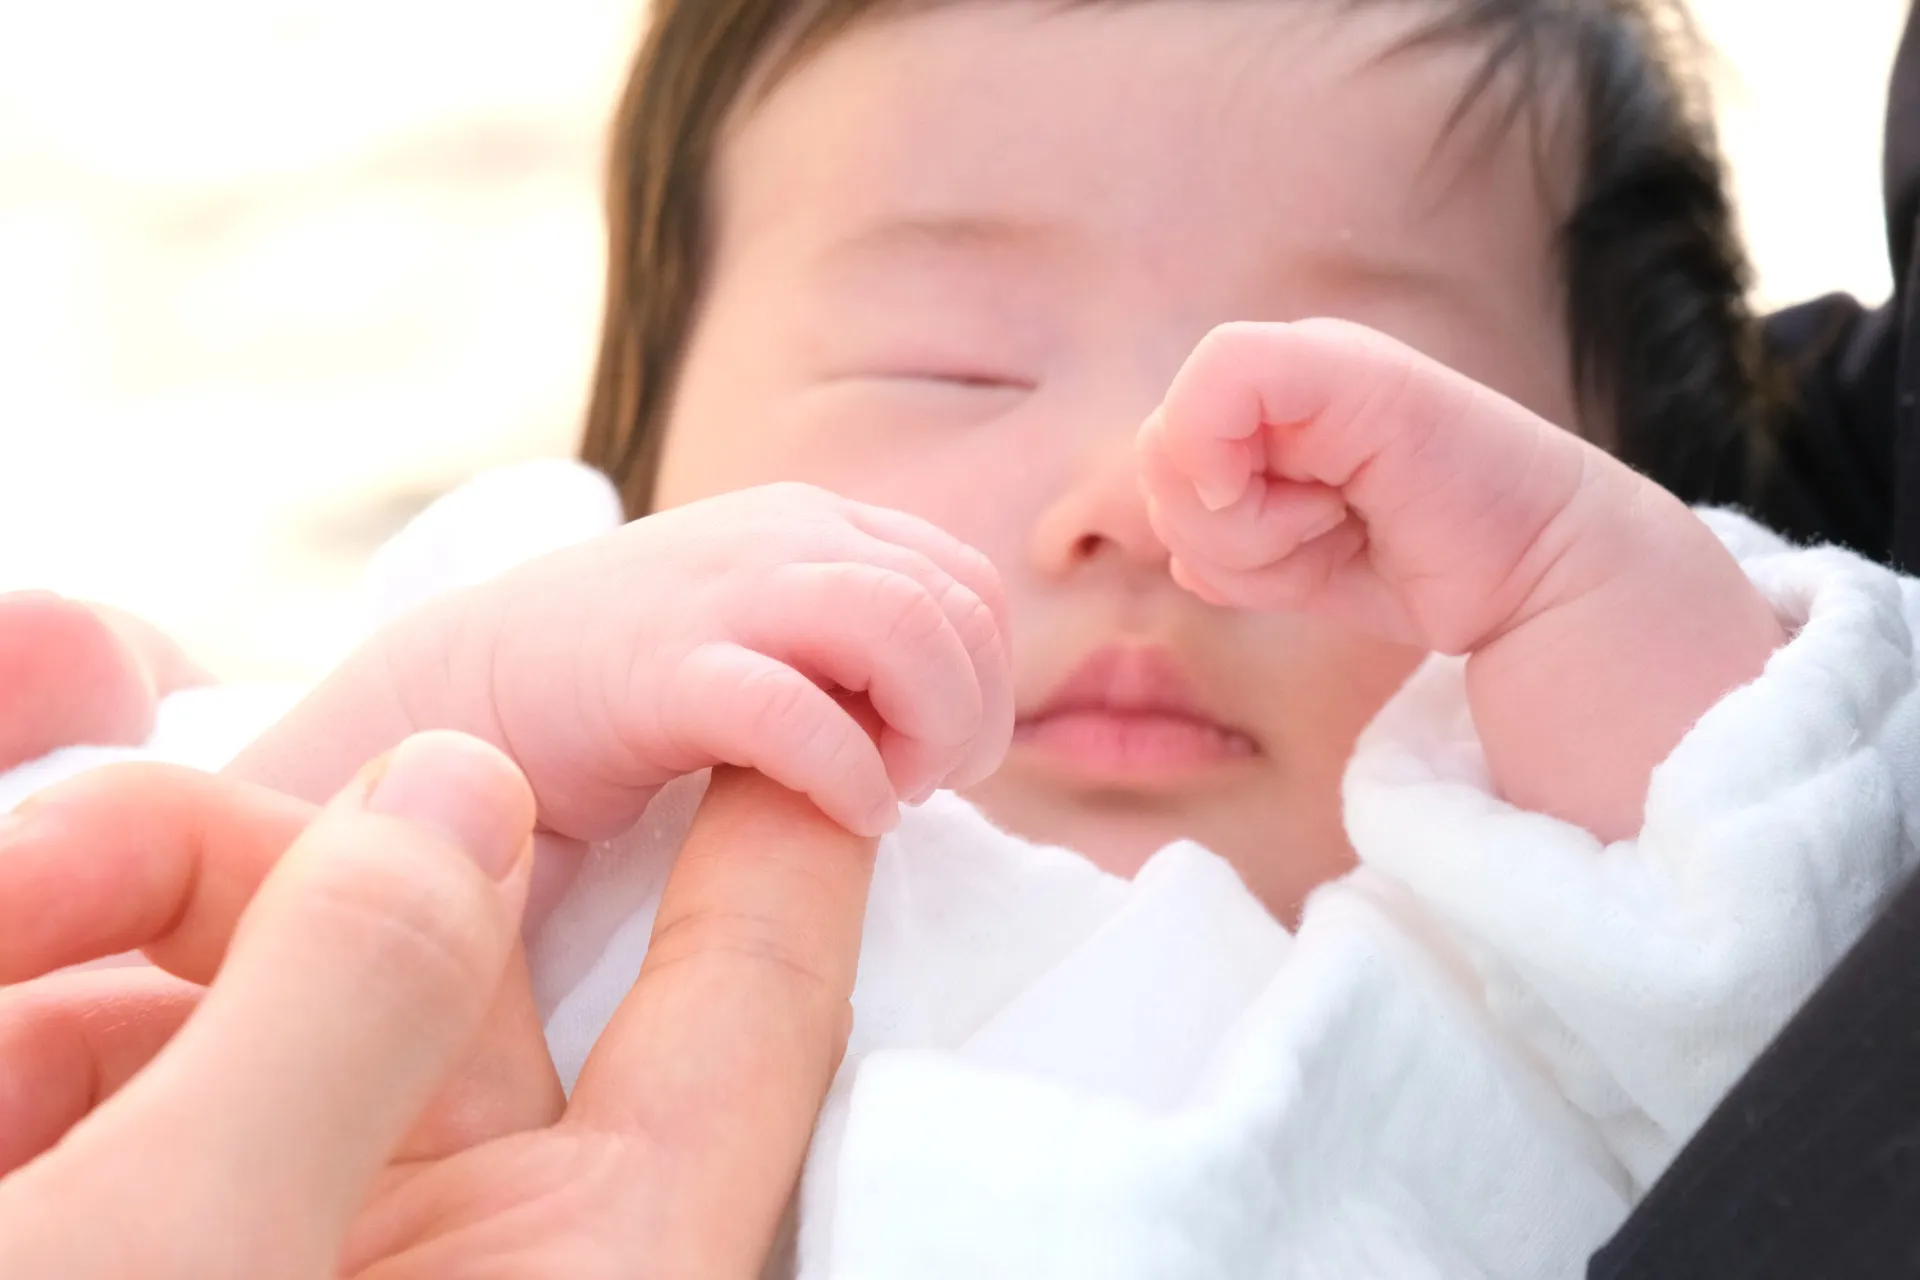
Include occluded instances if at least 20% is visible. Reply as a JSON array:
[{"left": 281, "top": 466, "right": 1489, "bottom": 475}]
[{"left": 1013, "top": 645, "right": 1261, "bottom": 786}]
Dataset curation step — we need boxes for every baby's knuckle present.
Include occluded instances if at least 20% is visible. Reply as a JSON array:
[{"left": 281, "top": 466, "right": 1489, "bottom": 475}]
[
  {"left": 817, "top": 723, "right": 881, "bottom": 783},
  {"left": 753, "top": 479, "right": 828, "bottom": 507},
  {"left": 735, "top": 663, "right": 818, "bottom": 741},
  {"left": 946, "top": 583, "right": 999, "bottom": 655},
  {"left": 954, "top": 544, "right": 1006, "bottom": 612},
  {"left": 868, "top": 571, "right": 948, "bottom": 648},
  {"left": 1202, "top": 319, "right": 1261, "bottom": 348},
  {"left": 1205, "top": 319, "right": 1286, "bottom": 363},
  {"left": 1155, "top": 519, "right": 1203, "bottom": 562},
  {"left": 1290, "top": 315, "right": 1348, "bottom": 338}
]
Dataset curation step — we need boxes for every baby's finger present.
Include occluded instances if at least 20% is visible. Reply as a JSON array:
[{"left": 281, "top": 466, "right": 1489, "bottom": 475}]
[
  {"left": 664, "top": 642, "right": 899, "bottom": 835},
  {"left": 840, "top": 541, "right": 1006, "bottom": 796},
  {"left": 840, "top": 504, "right": 1010, "bottom": 644},
  {"left": 0, "top": 966, "right": 199, "bottom": 1176},
  {"left": 840, "top": 505, "right": 1014, "bottom": 790},
  {"left": 1171, "top": 517, "right": 1408, "bottom": 632},
  {"left": 1159, "top": 323, "right": 1323, "bottom": 484},
  {"left": 730, "top": 561, "right": 985, "bottom": 801},
  {"left": 1140, "top": 393, "right": 1259, "bottom": 512},
  {"left": 1164, "top": 319, "right": 1498, "bottom": 508},
  {"left": 1143, "top": 436, "right": 1350, "bottom": 578}
]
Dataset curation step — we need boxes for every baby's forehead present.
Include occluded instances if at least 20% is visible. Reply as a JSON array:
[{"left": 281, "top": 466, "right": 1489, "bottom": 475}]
[{"left": 715, "top": 0, "right": 1574, "bottom": 311}]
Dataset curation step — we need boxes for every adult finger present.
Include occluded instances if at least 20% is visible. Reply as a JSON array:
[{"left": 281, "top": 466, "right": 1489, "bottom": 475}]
[
  {"left": 0, "top": 593, "right": 164, "bottom": 770},
  {"left": 0, "top": 761, "right": 564, "bottom": 1152},
  {"left": 392, "top": 944, "right": 564, "bottom": 1161},
  {"left": 565, "top": 766, "right": 877, "bottom": 1275},
  {"left": 0, "top": 732, "right": 536, "bottom": 1279},
  {"left": 0, "top": 966, "right": 200, "bottom": 1176},
  {"left": 0, "top": 763, "right": 307, "bottom": 984},
  {"left": 91, "top": 603, "right": 214, "bottom": 696}
]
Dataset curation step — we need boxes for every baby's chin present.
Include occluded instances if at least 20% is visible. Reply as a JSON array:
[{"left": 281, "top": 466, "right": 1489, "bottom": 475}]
[
  {"left": 959, "top": 777, "right": 1229, "bottom": 878},
  {"left": 958, "top": 773, "right": 1353, "bottom": 928}
]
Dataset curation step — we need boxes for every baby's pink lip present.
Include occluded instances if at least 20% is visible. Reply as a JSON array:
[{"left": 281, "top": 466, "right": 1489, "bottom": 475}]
[{"left": 1014, "top": 646, "right": 1260, "bottom": 786}]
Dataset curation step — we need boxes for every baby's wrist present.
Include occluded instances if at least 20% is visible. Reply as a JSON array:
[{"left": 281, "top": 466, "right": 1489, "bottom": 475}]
[{"left": 1462, "top": 498, "right": 1785, "bottom": 841}]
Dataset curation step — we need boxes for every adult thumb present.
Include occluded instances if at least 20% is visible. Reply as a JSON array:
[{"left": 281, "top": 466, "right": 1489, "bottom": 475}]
[{"left": 0, "top": 731, "right": 535, "bottom": 1280}]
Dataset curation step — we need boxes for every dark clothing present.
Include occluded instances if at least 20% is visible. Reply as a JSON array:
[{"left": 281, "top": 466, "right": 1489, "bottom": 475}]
[
  {"left": 1593, "top": 7, "right": 1920, "bottom": 1275},
  {"left": 1588, "top": 870, "right": 1920, "bottom": 1279},
  {"left": 1749, "top": 292, "right": 1900, "bottom": 558},
  {"left": 1718, "top": 6, "right": 1920, "bottom": 572}
]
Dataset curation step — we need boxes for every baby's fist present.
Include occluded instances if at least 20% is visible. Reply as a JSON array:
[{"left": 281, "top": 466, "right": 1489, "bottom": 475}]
[{"left": 1137, "top": 319, "right": 1595, "bottom": 656}]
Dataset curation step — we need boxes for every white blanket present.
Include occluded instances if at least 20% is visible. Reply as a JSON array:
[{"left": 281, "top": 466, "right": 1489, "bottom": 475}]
[{"left": 10, "top": 461, "right": 1920, "bottom": 1279}]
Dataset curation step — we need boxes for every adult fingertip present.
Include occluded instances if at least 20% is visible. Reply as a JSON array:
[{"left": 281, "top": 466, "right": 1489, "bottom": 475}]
[{"left": 360, "top": 731, "right": 535, "bottom": 880}]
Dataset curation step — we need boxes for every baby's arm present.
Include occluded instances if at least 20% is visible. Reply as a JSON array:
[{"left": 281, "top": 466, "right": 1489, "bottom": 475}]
[
  {"left": 229, "top": 484, "right": 1014, "bottom": 846},
  {"left": 1139, "top": 319, "right": 1785, "bottom": 841}
]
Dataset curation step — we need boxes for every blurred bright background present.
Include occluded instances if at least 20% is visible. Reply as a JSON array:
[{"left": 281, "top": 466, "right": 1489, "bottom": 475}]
[{"left": 0, "top": 0, "right": 1910, "bottom": 684}]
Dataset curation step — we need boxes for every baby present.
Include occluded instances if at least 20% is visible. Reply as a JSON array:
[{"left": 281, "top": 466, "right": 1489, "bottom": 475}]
[
  {"left": 236, "top": 317, "right": 1782, "bottom": 898},
  {"left": 216, "top": 322, "right": 1907, "bottom": 1277},
  {"left": 12, "top": 0, "right": 1920, "bottom": 1274}
]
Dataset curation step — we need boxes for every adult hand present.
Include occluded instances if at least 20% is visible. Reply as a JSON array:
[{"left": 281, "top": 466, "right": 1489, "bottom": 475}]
[
  {"left": 0, "top": 591, "right": 211, "bottom": 771},
  {"left": 0, "top": 734, "right": 874, "bottom": 1278}
]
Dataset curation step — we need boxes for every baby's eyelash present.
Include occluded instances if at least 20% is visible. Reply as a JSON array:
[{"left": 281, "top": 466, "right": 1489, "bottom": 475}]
[{"left": 866, "top": 370, "right": 1035, "bottom": 391}]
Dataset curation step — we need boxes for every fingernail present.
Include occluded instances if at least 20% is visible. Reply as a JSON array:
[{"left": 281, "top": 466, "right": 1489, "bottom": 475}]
[
  {"left": 1298, "top": 506, "right": 1346, "bottom": 543},
  {"left": 364, "top": 734, "right": 528, "bottom": 879},
  {"left": 868, "top": 796, "right": 902, "bottom": 835},
  {"left": 1197, "top": 475, "right": 1244, "bottom": 511}
]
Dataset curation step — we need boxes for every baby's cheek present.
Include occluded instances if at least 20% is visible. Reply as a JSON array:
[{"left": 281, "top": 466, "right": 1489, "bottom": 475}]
[
  {"left": 1279, "top": 630, "right": 1425, "bottom": 743},
  {"left": 1226, "top": 632, "right": 1419, "bottom": 908}
]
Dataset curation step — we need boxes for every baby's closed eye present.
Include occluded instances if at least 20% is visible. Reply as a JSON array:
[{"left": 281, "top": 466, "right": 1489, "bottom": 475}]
[{"left": 805, "top": 354, "right": 1041, "bottom": 428}]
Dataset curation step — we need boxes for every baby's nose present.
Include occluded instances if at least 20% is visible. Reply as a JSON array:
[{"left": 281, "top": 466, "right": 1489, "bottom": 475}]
[{"left": 1029, "top": 438, "right": 1171, "bottom": 579}]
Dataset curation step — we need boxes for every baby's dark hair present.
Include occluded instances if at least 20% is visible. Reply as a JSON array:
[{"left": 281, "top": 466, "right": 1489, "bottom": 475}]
[{"left": 579, "top": 0, "right": 1779, "bottom": 515}]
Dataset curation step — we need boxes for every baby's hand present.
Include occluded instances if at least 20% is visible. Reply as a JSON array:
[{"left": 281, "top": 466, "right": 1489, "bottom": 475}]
[
  {"left": 1139, "top": 319, "right": 1784, "bottom": 840},
  {"left": 1137, "top": 318, "right": 1601, "bottom": 657},
  {"left": 465, "top": 483, "right": 1011, "bottom": 839},
  {"left": 255, "top": 484, "right": 1011, "bottom": 845}
]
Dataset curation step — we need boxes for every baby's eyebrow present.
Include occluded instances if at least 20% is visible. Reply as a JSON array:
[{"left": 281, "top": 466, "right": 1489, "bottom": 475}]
[
  {"left": 1304, "top": 250, "right": 1468, "bottom": 307},
  {"left": 818, "top": 213, "right": 1056, "bottom": 269}
]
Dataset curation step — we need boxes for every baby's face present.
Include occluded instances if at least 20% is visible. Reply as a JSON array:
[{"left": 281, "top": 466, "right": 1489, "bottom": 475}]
[{"left": 655, "top": 0, "right": 1581, "bottom": 918}]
